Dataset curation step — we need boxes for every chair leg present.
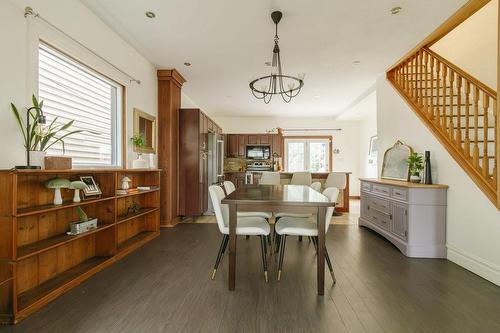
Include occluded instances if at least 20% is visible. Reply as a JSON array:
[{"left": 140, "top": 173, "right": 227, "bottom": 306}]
[
  {"left": 308, "top": 236, "right": 312, "bottom": 243},
  {"left": 260, "top": 235, "right": 269, "bottom": 282},
  {"left": 298, "top": 236, "right": 303, "bottom": 242},
  {"left": 313, "top": 237, "right": 336, "bottom": 284},
  {"left": 324, "top": 247, "right": 336, "bottom": 284},
  {"left": 312, "top": 236, "right": 318, "bottom": 253},
  {"left": 246, "top": 235, "right": 250, "bottom": 239},
  {"left": 211, "top": 235, "right": 229, "bottom": 279},
  {"left": 277, "top": 235, "right": 287, "bottom": 281},
  {"left": 275, "top": 233, "right": 281, "bottom": 253}
]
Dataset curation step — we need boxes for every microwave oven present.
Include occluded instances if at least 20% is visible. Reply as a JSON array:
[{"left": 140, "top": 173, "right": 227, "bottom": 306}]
[{"left": 246, "top": 145, "right": 271, "bottom": 160}]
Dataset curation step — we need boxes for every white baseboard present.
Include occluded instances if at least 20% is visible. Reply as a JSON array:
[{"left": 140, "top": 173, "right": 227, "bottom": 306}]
[{"left": 447, "top": 245, "right": 500, "bottom": 287}]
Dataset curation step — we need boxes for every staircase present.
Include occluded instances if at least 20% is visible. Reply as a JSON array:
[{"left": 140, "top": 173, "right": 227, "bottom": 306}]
[{"left": 387, "top": 47, "right": 498, "bottom": 207}]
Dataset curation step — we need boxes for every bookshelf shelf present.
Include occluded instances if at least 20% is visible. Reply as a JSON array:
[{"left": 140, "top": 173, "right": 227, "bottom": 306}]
[{"left": 0, "top": 169, "right": 160, "bottom": 324}]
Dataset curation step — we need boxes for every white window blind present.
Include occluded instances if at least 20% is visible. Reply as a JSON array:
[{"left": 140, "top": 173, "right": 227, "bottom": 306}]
[
  {"left": 285, "top": 138, "right": 330, "bottom": 172},
  {"left": 38, "top": 43, "right": 122, "bottom": 166}
]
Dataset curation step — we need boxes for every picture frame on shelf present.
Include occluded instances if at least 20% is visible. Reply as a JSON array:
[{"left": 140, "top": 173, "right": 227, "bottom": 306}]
[{"left": 80, "top": 176, "right": 102, "bottom": 197}]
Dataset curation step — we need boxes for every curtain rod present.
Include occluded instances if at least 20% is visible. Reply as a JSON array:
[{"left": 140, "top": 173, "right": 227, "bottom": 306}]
[
  {"left": 282, "top": 128, "right": 342, "bottom": 132},
  {"left": 24, "top": 6, "right": 141, "bottom": 85}
]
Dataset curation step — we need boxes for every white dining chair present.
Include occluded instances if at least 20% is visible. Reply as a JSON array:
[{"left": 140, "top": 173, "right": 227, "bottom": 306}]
[
  {"left": 260, "top": 171, "right": 281, "bottom": 185},
  {"left": 325, "top": 173, "right": 346, "bottom": 194},
  {"left": 310, "top": 181, "right": 322, "bottom": 192},
  {"left": 223, "top": 181, "right": 272, "bottom": 219},
  {"left": 275, "top": 172, "right": 315, "bottom": 220},
  {"left": 290, "top": 172, "right": 312, "bottom": 185},
  {"left": 275, "top": 187, "right": 340, "bottom": 283},
  {"left": 209, "top": 185, "right": 271, "bottom": 282}
]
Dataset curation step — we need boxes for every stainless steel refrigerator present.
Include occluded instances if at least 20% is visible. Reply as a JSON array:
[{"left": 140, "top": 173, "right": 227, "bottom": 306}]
[{"left": 206, "top": 132, "right": 224, "bottom": 214}]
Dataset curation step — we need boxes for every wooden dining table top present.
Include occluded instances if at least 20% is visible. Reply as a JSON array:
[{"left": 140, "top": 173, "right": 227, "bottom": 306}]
[{"left": 222, "top": 184, "right": 334, "bottom": 207}]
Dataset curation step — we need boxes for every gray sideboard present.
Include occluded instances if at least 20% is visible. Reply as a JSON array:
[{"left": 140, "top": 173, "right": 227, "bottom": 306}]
[{"left": 359, "top": 178, "right": 448, "bottom": 258}]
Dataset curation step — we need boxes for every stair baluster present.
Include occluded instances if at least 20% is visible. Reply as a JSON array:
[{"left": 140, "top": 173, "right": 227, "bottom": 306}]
[
  {"left": 473, "top": 86, "right": 480, "bottom": 168},
  {"left": 482, "top": 93, "right": 490, "bottom": 179}
]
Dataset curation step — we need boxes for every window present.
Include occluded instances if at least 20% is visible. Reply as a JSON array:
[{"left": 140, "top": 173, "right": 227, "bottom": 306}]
[
  {"left": 285, "top": 137, "right": 330, "bottom": 172},
  {"left": 38, "top": 42, "right": 123, "bottom": 166}
]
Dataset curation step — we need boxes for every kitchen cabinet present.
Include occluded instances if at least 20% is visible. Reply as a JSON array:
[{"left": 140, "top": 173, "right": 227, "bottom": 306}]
[
  {"left": 226, "top": 135, "right": 238, "bottom": 158},
  {"left": 179, "top": 108, "right": 223, "bottom": 216},
  {"left": 271, "top": 133, "right": 283, "bottom": 157},
  {"left": 238, "top": 135, "right": 247, "bottom": 157},
  {"left": 248, "top": 135, "right": 259, "bottom": 144},
  {"left": 225, "top": 172, "right": 246, "bottom": 189},
  {"left": 259, "top": 135, "right": 271, "bottom": 144}
]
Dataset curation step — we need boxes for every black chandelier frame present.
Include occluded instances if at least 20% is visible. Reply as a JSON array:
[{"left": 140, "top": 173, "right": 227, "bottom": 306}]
[{"left": 249, "top": 11, "right": 304, "bottom": 104}]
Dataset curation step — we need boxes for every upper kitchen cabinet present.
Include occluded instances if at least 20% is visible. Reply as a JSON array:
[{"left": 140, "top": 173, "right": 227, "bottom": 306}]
[
  {"left": 259, "top": 135, "right": 271, "bottom": 144},
  {"left": 272, "top": 133, "right": 283, "bottom": 157},
  {"left": 237, "top": 135, "right": 247, "bottom": 158},
  {"left": 247, "top": 135, "right": 259, "bottom": 144},
  {"left": 227, "top": 134, "right": 238, "bottom": 158}
]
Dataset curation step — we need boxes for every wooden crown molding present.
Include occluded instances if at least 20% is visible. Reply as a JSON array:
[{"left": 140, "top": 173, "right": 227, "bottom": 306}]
[{"left": 157, "top": 69, "right": 187, "bottom": 87}]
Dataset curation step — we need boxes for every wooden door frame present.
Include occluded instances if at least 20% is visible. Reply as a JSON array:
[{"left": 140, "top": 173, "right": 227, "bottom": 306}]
[{"left": 283, "top": 136, "right": 333, "bottom": 172}]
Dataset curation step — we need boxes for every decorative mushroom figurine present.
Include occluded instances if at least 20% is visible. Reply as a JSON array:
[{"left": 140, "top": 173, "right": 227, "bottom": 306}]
[
  {"left": 69, "top": 181, "right": 87, "bottom": 203},
  {"left": 120, "top": 176, "right": 132, "bottom": 190},
  {"left": 44, "top": 178, "right": 71, "bottom": 205}
]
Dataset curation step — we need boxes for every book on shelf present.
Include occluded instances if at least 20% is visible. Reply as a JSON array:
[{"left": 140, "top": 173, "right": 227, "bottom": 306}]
[
  {"left": 137, "top": 186, "right": 159, "bottom": 191},
  {"left": 116, "top": 188, "right": 140, "bottom": 195}
]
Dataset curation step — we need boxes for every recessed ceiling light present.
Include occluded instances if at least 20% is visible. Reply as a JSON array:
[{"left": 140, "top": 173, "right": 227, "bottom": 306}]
[
  {"left": 145, "top": 11, "right": 156, "bottom": 18},
  {"left": 314, "top": 95, "right": 320, "bottom": 98},
  {"left": 184, "top": 62, "right": 191, "bottom": 66},
  {"left": 390, "top": 6, "right": 402, "bottom": 15},
  {"left": 226, "top": 95, "right": 232, "bottom": 98},
  {"left": 353, "top": 60, "right": 361, "bottom": 65}
]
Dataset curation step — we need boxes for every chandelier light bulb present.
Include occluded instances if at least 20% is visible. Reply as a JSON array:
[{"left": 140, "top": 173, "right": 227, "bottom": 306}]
[{"left": 35, "top": 122, "right": 49, "bottom": 137}]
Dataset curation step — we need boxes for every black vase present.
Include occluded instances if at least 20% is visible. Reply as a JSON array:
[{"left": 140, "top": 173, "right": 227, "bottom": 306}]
[{"left": 424, "top": 151, "right": 432, "bottom": 184}]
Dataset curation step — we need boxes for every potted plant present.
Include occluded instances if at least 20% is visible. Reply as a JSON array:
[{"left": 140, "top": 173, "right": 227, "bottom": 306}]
[
  {"left": 130, "top": 134, "right": 148, "bottom": 168},
  {"left": 407, "top": 152, "right": 424, "bottom": 183},
  {"left": 11, "top": 95, "right": 83, "bottom": 169}
]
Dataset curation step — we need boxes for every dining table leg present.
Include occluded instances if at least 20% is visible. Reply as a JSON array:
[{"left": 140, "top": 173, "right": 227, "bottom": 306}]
[
  {"left": 317, "top": 206, "right": 327, "bottom": 295},
  {"left": 228, "top": 203, "right": 237, "bottom": 291}
]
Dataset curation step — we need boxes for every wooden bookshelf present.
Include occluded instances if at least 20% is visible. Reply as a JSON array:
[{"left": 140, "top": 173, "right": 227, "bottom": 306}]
[{"left": 0, "top": 169, "right": 161, "bottom": 324}]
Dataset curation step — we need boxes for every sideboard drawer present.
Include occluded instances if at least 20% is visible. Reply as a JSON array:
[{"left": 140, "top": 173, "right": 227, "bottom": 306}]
[
  {"left": 368, "top": 196, "right": 391, "bottom": 214},
  {"left": 361, "top": 182, "right": 371, "bottom": 192},
  {"left": 391, "top": 187, "right": 408, "bottom": 201},
  {"left": 372, "top": 184, "right": 390, "bottom": 196},
  {"left": 369, "top": 209, "right": 391, "bottom": 231}
]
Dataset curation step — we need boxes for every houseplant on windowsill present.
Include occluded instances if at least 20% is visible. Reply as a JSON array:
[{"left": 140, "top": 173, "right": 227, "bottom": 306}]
[
  {"left": 407, "top": 152, "right": 424, "bottom": 183},
  {"left": 11, "top": 95, "right": 83, "bottom": 169},
  {"left": 130, "top": 134, "right": 149, "bottom": 169}
]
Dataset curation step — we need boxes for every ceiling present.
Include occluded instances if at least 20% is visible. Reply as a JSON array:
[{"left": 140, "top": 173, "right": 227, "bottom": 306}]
[{"left": 82, "top": 0, "right": 466, "bottom": 117}]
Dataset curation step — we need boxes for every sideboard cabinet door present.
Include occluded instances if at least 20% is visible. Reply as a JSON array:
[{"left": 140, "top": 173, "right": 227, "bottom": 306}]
[{"left": 391, "top": 202, "right": 408, "bottom": 241}]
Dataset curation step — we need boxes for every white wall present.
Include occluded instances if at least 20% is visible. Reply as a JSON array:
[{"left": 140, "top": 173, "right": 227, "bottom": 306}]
[
  {"left": 213, "top": 116, "right": 361, "bottom": 196},
  {"left": 431, "top": 0, "right": 498, "bottom": 89},
  {"left": 0, "top": 0, "right": 157, "bottom": 169},
  {"left": 358, "top": 111, "right": 378, "bottom": 179},
  {"left": 377, "top": 75, "right": 500, "bottom": 286}
]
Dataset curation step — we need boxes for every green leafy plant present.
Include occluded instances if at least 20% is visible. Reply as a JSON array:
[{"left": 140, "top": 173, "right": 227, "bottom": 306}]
[
  {"left": 407, "top": 152, "right": 424, "bottom": 176},
  {"left": 76, "top": 207, "right": 89, "bottom": 222},
  {"left": 130, "top": 134, "right": 145, "bottom": 148},
  {"left": 10, "top": 95, "right": 84, "bottom": 152}
]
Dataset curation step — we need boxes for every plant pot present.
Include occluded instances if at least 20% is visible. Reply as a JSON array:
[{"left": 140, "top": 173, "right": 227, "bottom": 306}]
[
  {"left": 410, "top": 175, "right": 421, "bottom": 183},
  {"left": 132, "top": 154, "right": 149, "bottom": 169},
  {"left": 29, "top": 151, "right": 46, "bottom": 169}
]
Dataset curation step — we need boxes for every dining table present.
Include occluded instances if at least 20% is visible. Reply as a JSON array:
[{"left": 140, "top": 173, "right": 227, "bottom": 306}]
[{"left": 221, "top": 184, "right": 335, "bottom": 295}]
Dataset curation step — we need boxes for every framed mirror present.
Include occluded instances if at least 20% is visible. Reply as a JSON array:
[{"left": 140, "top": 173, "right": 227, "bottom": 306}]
[
  {"left": 381, "top": 140, "right": 413, "bottom": 181},
  {"left": 133, "top": 108, "right": 156, "bottom": 154}
]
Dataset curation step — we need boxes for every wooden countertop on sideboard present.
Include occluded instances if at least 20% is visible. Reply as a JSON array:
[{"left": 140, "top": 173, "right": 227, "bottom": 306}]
[{"left": 359, "top": 178, "right": 448, "bottom": 189}]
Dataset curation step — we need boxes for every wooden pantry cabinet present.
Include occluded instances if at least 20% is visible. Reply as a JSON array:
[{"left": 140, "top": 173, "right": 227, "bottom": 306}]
[
  {"left": 0, "top": 169, "right": 160, "bottom": 324},
  {"left": 178, "top": 108, "right": 223, "bottom": 217}
]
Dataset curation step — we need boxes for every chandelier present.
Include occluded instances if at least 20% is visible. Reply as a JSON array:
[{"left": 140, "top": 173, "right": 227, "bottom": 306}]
[{"left": 249, "top": 11, "right": 304, "bottom": 104}]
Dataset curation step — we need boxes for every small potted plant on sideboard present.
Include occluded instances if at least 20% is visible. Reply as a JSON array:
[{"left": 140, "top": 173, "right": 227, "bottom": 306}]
[{"left": 407, "top": 152, "right": 424, "bottom": 183}]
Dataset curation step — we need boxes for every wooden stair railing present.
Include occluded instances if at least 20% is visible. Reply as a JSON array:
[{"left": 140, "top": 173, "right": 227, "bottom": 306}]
[{"left": 387, "top": 47, "right": 498, "bottom": 207}]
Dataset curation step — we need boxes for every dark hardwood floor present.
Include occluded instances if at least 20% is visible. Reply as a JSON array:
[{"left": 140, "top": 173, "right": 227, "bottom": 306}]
[{"left": 2, "top": 224, "right": 500, "bottom": 333}]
